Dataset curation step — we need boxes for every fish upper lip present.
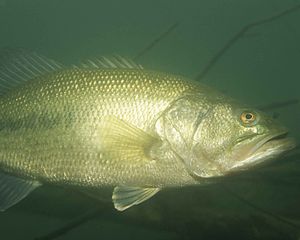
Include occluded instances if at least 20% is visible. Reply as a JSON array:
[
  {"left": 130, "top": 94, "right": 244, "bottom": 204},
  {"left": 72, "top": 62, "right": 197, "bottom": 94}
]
[
  {"left": 229, "top": 130, "right": 293, "bottom": 171},
  {"left": 250, "top": 130, "right": 289, "bottom": 155},
  {"left": 265, "top": 131, "right": 288, "bottom": 142}
]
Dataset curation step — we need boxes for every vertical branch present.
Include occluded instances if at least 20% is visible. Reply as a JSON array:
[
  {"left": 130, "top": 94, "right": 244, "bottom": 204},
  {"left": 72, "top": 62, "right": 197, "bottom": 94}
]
[
  {"left": 220, "top": 183, "right": 300, "bottom": 229},
  {"left": 34, "top": 208, "right": 103, "bottom": 240},
  {"left": 257, "top": 99, "right": 299, "bottom": 111},
  {"left": 134, "top": 22, "right": 179, "bottom": 60},
  {"left": 195, "top": 4, "right": 300, "bottom": 81}
]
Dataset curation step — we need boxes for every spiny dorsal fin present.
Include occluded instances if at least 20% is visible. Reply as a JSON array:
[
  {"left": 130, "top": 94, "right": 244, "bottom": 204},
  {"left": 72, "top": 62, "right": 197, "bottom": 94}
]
[
  {"left": 112, "top": 186, "right": 160, "bottom": 211},
  {"left": 80, "top": 55, "right": 143, "bottom": 70},
  {"left": 0, "top": 48, "right": 63, "bottom": 96}
]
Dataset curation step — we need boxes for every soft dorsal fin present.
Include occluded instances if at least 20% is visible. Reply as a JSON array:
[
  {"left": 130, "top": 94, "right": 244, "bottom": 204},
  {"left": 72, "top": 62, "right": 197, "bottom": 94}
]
[
  {"left": 80, "top": 55, "right": 143, "bottom": 70},
  {"left": 0, "top": 48, "right": 63, "bottom": 95}
]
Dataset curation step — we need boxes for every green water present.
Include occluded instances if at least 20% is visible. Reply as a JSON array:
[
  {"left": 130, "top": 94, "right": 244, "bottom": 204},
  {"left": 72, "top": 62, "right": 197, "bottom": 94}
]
[{"left": 0, "top": 0, "right": 299, "bottom": 239}]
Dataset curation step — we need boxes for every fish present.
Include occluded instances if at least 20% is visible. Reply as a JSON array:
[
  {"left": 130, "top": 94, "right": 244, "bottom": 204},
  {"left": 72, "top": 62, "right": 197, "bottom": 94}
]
[{"left": 0, "top": 49, "right": 296, "bottom": 211}]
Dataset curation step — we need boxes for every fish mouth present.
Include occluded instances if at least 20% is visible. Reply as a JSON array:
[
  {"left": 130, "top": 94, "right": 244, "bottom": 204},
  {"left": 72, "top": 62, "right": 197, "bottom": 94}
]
[{"left": 230, "top": 131, "right": 296, "bottom": 171}]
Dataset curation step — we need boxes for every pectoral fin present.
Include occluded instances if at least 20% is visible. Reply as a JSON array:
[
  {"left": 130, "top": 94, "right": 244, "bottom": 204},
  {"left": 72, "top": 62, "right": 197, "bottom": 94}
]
[
  {"left": 100, "top": 116, "right": 161, "bottom": 163},
  {"left": 112, "top": 186, "right": 160, "bottom": 211},
  {"left": 0, "top": 172, "right": 41, "bottom": 211}
]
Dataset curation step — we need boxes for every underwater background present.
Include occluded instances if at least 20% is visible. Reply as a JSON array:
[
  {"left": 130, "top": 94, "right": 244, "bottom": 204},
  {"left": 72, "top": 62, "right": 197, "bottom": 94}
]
[{"left": 0, "top": 0, "right": 299, "bottom": 239}]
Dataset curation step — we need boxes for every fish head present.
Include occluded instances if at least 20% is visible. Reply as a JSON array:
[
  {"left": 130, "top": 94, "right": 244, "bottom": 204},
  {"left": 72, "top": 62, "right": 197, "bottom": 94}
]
[
  {"left": 158, "top": 91, "right": 296, "bottom": 178},
  {"left": 193, "top": 104, "right": 296, "bottom": 177}
]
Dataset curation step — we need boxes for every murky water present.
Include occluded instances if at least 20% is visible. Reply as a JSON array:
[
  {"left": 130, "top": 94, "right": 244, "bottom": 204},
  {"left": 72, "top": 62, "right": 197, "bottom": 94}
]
[{"left": 0, "top": 1, "right": 299, "bottom": 239}]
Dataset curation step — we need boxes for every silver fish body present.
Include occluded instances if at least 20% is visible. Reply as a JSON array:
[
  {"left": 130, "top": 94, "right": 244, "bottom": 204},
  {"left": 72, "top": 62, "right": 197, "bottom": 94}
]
[
  {"left": 0, "top": 51, "right": 295, "bottom": 211},
  {"left": 0, "top": 68, "right": 200, "bottom": 187}
]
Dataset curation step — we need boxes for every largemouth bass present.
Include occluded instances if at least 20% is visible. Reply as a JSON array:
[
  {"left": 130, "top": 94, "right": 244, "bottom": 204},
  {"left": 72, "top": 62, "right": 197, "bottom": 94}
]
[{"left": 0, "top": 50, "right": 295, "bottom": 211}]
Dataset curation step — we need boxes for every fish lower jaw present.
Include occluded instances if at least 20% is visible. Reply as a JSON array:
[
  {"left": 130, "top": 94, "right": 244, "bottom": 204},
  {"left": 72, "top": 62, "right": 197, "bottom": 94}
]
[
  {"left": 229, "top": 137, "right": 296, "bottom": 171},
  {"left": 188, "top": 164, "right": 227, "bottom": 178}
]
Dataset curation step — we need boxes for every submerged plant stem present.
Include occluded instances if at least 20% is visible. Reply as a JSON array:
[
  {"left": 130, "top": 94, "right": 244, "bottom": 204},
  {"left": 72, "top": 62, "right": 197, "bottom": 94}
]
[
  {"left": 257, "top": 99, "right": 299, "bottom": 111},
  {"left": 34, "top": 208, "right": 102, "bottom": 240},
  {"left": 221, "top": 183, "right": 300, "bottom": 230},
  {"left": 134, "top": 22, "right": 179, "bottom": 60},
  {"left": 195, "top": 4, "right": 300, "bottom": 81}
]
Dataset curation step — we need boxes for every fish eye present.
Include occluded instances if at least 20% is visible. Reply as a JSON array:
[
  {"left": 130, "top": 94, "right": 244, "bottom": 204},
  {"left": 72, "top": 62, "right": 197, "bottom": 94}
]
[{"left": 240, "top": 111, "right": 258, "bottom": 126}]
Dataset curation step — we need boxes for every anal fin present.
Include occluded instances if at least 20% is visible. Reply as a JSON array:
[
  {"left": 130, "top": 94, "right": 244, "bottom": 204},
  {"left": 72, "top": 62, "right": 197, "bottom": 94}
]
[
  {"left": 112, "top": 186, "right": 160, "bottom": 211},
  {"left": 0, "top": 172, "right": 41, "bottom": 211}
]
